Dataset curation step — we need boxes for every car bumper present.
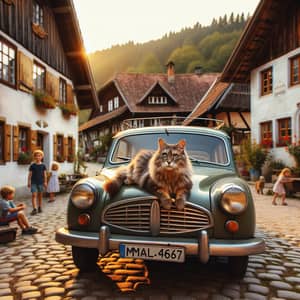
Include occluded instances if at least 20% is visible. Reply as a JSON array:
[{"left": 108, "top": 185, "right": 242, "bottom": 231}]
[{"left": 55, "top": 226, "right": 265, "bottom": 263}]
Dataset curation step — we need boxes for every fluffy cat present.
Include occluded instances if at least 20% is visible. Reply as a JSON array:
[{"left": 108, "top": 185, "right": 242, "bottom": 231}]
[{"left": 103, "top": 138, "right": 193, "bottom": 210}]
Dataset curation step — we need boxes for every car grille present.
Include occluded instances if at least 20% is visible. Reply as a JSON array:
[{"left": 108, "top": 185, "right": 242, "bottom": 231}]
[{"left": 102, "top": 197, "right": 213, "bottom": 236}]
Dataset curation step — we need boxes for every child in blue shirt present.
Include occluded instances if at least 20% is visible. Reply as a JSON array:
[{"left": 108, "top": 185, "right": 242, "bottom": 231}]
[
  {"left": 28, "top": 149, "right": 47, "bottom": 215},
  {"left": 0, "top": 185, "right": 37, "bottom": 234}
]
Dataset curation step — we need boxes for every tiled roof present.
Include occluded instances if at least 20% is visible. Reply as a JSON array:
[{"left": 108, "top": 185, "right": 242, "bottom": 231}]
[{"left": 112, "top": 72, "right": 219, "bottom": 113}]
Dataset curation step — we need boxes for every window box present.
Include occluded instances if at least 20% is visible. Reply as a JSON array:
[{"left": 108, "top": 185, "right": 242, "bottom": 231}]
[
  {"left": 59, "top": 103, "right": 78, "bottom": 117},
  {"left": 17, "top": 152, "right": 32, "bottom": 164},
  {"left": 32, "top": 23, "right": 47, "bottom": 39},
  {"left": 34, "top": 91, "right": 56, "bottom": 110}
]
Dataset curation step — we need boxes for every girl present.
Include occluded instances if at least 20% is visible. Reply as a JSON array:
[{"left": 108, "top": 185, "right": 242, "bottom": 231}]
[
  {"left": 272, "top": 167, "right": 292, "bottom": 206},
  {"left": 47, "top": 162, "right": 60, "bottom": 202}
]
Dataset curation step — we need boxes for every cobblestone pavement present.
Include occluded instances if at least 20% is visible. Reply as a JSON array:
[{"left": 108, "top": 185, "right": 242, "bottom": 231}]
[{"left": 0, "top": 184, "right": 300, "bottom": 300}]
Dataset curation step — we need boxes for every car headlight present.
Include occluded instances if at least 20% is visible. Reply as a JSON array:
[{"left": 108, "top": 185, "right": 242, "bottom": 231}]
[
  {"left": 220, "top": 184, "right": 247, "bottom": 215},
  {"left": 71, "top": 184, "right": 95, "bottom": 209}
]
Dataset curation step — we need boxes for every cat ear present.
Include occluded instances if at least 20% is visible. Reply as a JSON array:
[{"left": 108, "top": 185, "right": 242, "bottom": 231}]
[
  {"left": 158, "top": 138, "right": 166, "bottom": 149},
  {"left": 177, "top": 139, "right": 186, "bottom": 149}
]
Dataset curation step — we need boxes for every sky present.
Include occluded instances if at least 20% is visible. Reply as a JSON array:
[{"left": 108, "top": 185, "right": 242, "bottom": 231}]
[{"left": 73, "top": 0, "right": 260, "bottom": 53}]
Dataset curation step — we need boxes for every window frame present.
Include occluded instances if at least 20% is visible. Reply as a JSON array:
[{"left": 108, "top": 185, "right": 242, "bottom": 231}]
[
  {"left": 0, "top": 36, "right": 17, "bottom": 89},
  {"left": 277, "top": 118, "right": 291, "bottom": 147},
  {"left": 33, "top": 61, "right": 46, "bottom": 91},
  {"left": 59, "top": 78, "right": 67, "bottom": 104},
  {"left": 56, "top": 134, "right": 64, "bottom": 162},
  {"left": 290, "top": 54, "right": 300, "bottom": 86},
  {"left": 18, "top": 126, "right": 30, "bottom": 153},
  {"left": 33, "top": 1, "right": 44, "bottom": 27},
  {"left": 260, "top": 67, "right": 273, "bottom": 96},
  {"left": 260, "top": 121, "right": 273, "bottom": 148}
]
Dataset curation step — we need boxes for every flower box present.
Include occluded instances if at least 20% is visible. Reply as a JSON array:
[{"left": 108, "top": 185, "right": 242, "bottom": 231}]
[
  {"left": 34, "top": 91, "right": 56, "bottom": 110},
  {"left": 59, "top": 103, "right": 78, "bottom": 117}
]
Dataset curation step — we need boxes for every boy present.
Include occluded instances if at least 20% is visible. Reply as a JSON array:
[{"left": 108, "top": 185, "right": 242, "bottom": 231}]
[
  {"left": 28, "top": 149, "right": 47, "bottom": 215},
  {"left": 0, "top": 185, "right": 37, "bottom": 234}
]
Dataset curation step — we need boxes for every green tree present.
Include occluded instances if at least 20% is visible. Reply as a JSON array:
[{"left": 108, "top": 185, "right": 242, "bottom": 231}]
[{"left": 136, "top": 53, "right": 163, "bottom": 73}]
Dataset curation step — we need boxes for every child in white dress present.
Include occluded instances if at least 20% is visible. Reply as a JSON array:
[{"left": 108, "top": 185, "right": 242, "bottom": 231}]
[
  {"left": 47, "top": 162, "right": 60, "bottom": 202},
  {"left": 272, "top": 167, "right": 292, "bottom": 206}
]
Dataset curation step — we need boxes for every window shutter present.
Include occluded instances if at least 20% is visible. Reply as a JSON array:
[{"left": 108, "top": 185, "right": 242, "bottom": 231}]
[
  {"left": 67, "top": 84, "right": 74, "bottom": 104},
  {"left": 46, "top": 72, "right": 59, "bottom": 101},
  {"left": 53, "top": 134, "right": 57, "bottom": 161},
  {"left": 4, "top": 124, "right": 11, "bottom": 162},
  {"left": 63, "top": 137, "right": 68, "bottom": 161},
  {"left": 18, "top": 51, "right": 33, "bottom": 92},
  {"left": 71, "top": 138, "right": 76, "bottom": 162},
  {"left": 29, "top": 129, "right": 37, "bottom": 153},
  {"left": 13, "top": 125, "right": 19, "bottom": 161}
]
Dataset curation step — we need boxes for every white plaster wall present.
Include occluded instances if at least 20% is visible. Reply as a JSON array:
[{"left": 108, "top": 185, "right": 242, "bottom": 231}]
[
  {"left": 0, "top": 83, "right": 78, "bottom": 194},
  {"left": 251, "top": 47, "right": 300, "bottom": 167},
  {"left": 0, "top": 33, "right": 79, "bottom": 194}
]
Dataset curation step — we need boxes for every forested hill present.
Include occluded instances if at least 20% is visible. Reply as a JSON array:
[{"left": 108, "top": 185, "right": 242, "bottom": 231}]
[{"left": 88, "top": 13, "right": 250, "bottom": 89}]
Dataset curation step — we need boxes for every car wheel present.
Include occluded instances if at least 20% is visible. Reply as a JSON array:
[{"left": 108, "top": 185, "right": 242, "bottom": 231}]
[
  {"left": 228, "top": 256, "right": 248, "bottom": 278},
  {"left": 72, "top": 246, "right": 99, "bottom": 272}
]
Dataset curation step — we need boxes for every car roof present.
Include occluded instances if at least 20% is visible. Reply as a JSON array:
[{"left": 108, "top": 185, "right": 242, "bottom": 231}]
[{"left": 113, "top": 126, "right": 229, "bottom": 140}]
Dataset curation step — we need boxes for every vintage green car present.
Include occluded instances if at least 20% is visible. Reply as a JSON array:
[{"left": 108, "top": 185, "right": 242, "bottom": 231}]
[{"left": 56, "top": 125, "right": 265, "bottom": 278}]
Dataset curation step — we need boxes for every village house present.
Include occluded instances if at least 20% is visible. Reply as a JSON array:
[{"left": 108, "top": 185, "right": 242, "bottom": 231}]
[
  {"left": 219, "top": 0, "right": 300, "bottom": 167},
  {"left": 79, "top": 62, "right": 218, "bottom": 155},
  {"left": 0, "top": 0, "right": 97, "bottom": 194}
]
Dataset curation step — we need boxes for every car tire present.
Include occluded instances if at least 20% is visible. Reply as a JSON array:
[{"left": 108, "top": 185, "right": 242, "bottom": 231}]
[
  {"left": 72, "top": 246, "right": 99, "bottom": 272},
  {"left": 228, "top": 256, "right": 248, "bottom": 278}
]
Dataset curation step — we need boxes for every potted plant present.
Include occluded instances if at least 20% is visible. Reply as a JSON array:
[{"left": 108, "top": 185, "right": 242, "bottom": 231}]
[
  {"left": 59, "top": 103, "right": 78, "bottom": 117},
  {"left": 240, "top": 139, "right": 269, "bottom": 181},
  {"left": 33, "top": 90, "right": 56, "bottom": 109},
  {"left": 286, "top": 139, "right": 300, "bottom": 168}
]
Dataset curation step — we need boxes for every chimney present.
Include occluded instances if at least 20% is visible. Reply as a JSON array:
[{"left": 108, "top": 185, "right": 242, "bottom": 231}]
[
  {"left": 194, "top": 66, "right": 203, "bottom": 75},
  {"left": 166, "top": 61, "right": 175, "bottom": 83}
]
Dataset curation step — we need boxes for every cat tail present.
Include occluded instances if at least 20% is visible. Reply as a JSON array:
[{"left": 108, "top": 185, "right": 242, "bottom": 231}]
[{"left": 103, "top": 169, "right": 127, "bottom": 197}]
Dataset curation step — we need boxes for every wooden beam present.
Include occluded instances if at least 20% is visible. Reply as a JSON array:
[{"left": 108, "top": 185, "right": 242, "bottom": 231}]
[
  {"left": 52, "top": 7, "right": 71, "bottom": 14},
  {"left": 75, "top": 85, "right": 92, "bottom": 91}
]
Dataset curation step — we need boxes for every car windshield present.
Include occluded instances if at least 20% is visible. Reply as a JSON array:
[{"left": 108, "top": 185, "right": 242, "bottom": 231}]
[{"left": 111, "top": 132, "right": 229, "bottom": 165}]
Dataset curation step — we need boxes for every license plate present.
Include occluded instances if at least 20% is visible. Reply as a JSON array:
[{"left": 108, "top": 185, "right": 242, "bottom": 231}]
[{"left": 119, "top": 243, "right": 185, "bottom": 263}]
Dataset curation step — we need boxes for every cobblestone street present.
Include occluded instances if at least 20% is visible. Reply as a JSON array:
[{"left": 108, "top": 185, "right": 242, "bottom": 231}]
[{"left": 0, "top": 183, "right": 300, "bottom": 300}]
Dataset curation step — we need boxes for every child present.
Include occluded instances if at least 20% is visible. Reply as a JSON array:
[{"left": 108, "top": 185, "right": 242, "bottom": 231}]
[
  {"left": 0, "top": 186, "right": 38, "bottom": 234},
  {"left": 27, "top": 149, "right": 47, "bottom": 215},
  {"left": 272, "top": 167, "right": 292, "bottom": 206},
  {"left": 47, "top": 161, "right": 60, "bottom": 202}
]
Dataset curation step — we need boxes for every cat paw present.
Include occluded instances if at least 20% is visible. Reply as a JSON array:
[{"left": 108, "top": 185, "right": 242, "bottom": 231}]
[
  {"left": 175, "top": 198, "right": 185, "bottom": 211},
  {"left": 160, "top": 198, "right": 172, "bottom": 210}
]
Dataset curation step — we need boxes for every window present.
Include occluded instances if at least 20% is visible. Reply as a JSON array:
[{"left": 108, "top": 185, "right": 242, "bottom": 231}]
[
  {"left": 33, "top": 2, "right": 44, "bottom": 27},
  {"left": 114, "top": 96, "right": 119, "bottom": 109},
  {"left": 277, "top": 118, "right": 291, "bottom": 146},
  {"left": 56, "top": 134, "right": 64, "bottom": 162},
  {"left": 261, "top": 68, "right": 272, "bottom": 96},
  {"left": 59, "top": 78, "right": 67, "bottom": 104},
  {"left": 290, "top": 55, "right": 300, "bottom": 86},
  {"left": 260, "top": 121, "right": 273, "bottom": 148},
  {"left": 100, "top": 105, "right": 103, "bottom": 113},
  {"left": 0, "top": 122, "right": 4, "bottom": 162},
  {"left": 108, "top": 100, "right": 113, "bottom": 112},
  {"left": 148, "top": 96, "right": 167, "bottom": 104},
  {"left": 19, "top": 127, "right": 29, "bottom": 153},
  {"left": 33, "top": 62, "right": 45, "bottom": 91},
  {"left": 67, "top": 137, "right": 74, "bottom": 162},
  {"left": 0, "top": 37, "right": 16, "bottom": 87}
]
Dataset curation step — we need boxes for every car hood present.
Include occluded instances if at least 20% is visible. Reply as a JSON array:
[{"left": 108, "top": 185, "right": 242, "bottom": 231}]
[{"left": 99, "top": 166, "right": 238, "bottom": 210}]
